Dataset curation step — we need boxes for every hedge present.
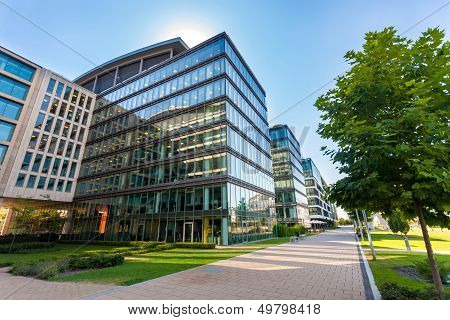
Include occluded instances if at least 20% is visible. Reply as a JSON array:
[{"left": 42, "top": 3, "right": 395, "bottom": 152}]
[
  {"left": 273, "top": 224, "right": 306, "bottom": 237},
  {"left": 0, "top": 233, "right": 59, "bottom": 244},
  {"left": 0, "top": 242, "right": 55, "bottom": 254},
  {"left": 10, "top": 253, "right": 124, "bottom": 279}
]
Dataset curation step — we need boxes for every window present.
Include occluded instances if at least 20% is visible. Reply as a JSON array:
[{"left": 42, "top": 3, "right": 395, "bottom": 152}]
[
  {"left": 15, "top": 173, "right": 26, "bottom": 187},
  {"left": 65, "top": 181, "right": 72, "bottom": 192},
  {"left": 0, "top": 120, "right": 15, "bottom": 141},
  {"left": 56, "top": 179, "right": 64, "bottom": 191},
  {"left": 0, "top": 74, "right": 29, "bottom": 100},
  {"left": 20, "top": 152, "right": 33, "bottom": 170},
  {"left": 38, "top": 134, "right": 49, "bottom": 151},
  {"left": 61, "top": 160, "right": 68, "bottom": 176},
  {"left": 53, "top": 119, "right": 62, "bottom": 135},
  {"left": 74, "top": 108, "right": 82, "bottom": 122},
  {"left": 55, "top": 82, "right": 64, "bottom": 97},
  {"left": 78, "top": 93, "right": 85, "bottom": 107},
  {"left": 49, "top": 99, "right": 59, "bottom": 114},
  {"left": 0, "top": 144, "right": 8, "bottom": 164},
  {"left": 48, "top": 137, "right": 57, "bottom": 153},
  {"left": 65, "top": 142, "right": 73, "bottom": 157},
  {"left": 57, "top": 140, "right": 65, "bottom": 155},
  {"left": 73, "top": 144, "right": 81, "bottom": 159},
  {"left": 47, "top": 178, "right": 55, "bottom": 190},
  {"left": 86, "top": 96, "right": 92, "bottom": 110},
  {"left": 42, "top": 156, "right": 52, "bottom": 173},
  {"left": 67, "top": 106, "right": 75, "bottom": 120},
  {"left": 40, "top": 95, "right": 50, "bottom": 111},
  {"left": 63, "top": 86, "right": 71, "bottom": 101},
  {"left": 62, "top": 122, "right": 70, "bottom": 137},
  {"left": 44, "top": 116, "right": 54, "bottom": 132},
  {"left": 34, "top": 113, "right": 45, "bottom": 129},
  {"left": 51, "top": 158, "right": 61, "bottom": 175},
  {"left": 58, "top": 102, "right": 67, "bottom": 117},
  {"left": 0, "top": 97, "right": 22, "bottom": 120},
  {"left": 0, "top": 52, "right": 35, "bottom": 81},
  {"left": 28, "top": 131, "right": 39, "bottom": 149},
  {"left": 71, "top": 90, "right": 79, "bottom": 104},
  {"left": 31, "top": 154, "right": 42, "bottom": 172},
  {"left": 26, "top": 175, "right": 36, "bottom": 188},
  {"left": 37, "top": 176, "right": 46, "bottom": 189},
  {"left": 70, "top": 125, "right": 77, "bottom": 140},
  {"left": 46, "top": 79, "right": 56, "bottom": 94},
  {"left": 68, "top": 162, "right": 76, "bottom": 178},
  {"left": 78, "top": 127, "right": 85, "bottom": 142}
]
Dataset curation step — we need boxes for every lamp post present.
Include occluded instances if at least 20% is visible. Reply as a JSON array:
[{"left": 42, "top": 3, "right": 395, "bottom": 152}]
[
  {"left": 355, "top": 209, "right": 364, "bottom": 241},
  {"left": 362, "top": 209, "right": 376, "bottom": 260}
]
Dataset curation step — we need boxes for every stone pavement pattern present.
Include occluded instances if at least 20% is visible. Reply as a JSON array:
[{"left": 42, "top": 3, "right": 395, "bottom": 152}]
[
  {"left": 0, "top": 267, "right": 115, "bottom": 300},
  {"left": 86, "top": 226, "right": 368, "bottom": 300}
]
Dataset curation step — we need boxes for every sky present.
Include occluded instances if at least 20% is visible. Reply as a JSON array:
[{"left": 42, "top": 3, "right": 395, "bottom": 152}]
[{"left": 1, "top": 0, "right": 449, "bottom": 192}]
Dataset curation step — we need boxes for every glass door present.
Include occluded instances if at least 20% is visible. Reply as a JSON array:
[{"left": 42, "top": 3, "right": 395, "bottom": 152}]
[{"left": 183, "top": 222, "right": 193, "bottom": 242}]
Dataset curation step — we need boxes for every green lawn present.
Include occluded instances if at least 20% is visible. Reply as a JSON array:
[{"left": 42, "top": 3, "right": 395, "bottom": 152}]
[
  {"left": 0, "top": 244, "right": 127, "bottom": 267},
  {"left": 55, "top": 248, "right": 255, "bottom": 285},
  {"left": 236, "top": 236, "right": 291, "bottom": 247},
  {"left": 362, "top": 229, "right": 450, "bottom": 251},
  {"left": 366, "top": 251, "right": 450, "bottom": 297}
]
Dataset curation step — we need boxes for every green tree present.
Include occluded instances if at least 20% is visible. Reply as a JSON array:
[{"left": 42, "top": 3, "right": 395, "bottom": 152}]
[
  {"left": 315, "top": 27, "right": 450, "bottom": 296},
  {"left": 387, "top": 210, "right": 412, "bottom": 252}
]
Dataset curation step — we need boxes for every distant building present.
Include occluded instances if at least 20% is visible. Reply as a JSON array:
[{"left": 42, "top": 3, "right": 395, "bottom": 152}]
[
  {"left": 269, "top": 125, "right": 309, "bottom": 226},
  {"left": 301, "top": 158, "right": 337, "bottom": 222},
  {"left": 0, "top": 47, "right": 95, "bottom": 235}
]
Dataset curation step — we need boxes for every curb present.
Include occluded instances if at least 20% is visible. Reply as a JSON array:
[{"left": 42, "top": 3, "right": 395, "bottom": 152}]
[{"left": 355, "top": 234, "right": 381, "bottom": 300}]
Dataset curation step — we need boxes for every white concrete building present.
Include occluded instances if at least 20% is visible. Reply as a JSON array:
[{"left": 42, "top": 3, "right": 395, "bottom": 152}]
[{"left": 0, "top": 47, "right": 95, "bottom": 235}]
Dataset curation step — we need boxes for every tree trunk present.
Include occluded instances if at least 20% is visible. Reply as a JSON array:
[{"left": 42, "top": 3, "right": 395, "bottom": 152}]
[
  {"left": 403, "top": 235, "right": 411, "bottom": 252},
  {"left": 415, "top": 200, "right": 443, "bottom": 297}
]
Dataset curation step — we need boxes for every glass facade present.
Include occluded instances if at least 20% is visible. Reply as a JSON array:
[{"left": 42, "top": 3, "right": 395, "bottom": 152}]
[
  {"left": 269, "top": 125, "right": 309, "bottom": 226},
  {"left": 64, "top": 33, "right": 275, "bottom": 244},
  {"left": 301, "top": 158, "right": 337, "bottom": 221}
]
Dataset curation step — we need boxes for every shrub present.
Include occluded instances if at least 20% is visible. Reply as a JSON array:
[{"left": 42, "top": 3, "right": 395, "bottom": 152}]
[
  {"left": 0, "top": 233, "right": 59, "bottom": 244},
  {"left": 414, "top": 258, "right": 449, "bottom": 284},
  {"left": 0, "top": 242, "right": 55, "bottom": 254},
  {"left": 173, "top": 243, "right": 215, "bottom": 249},
  {"left": 11, "top": 260, "right": 68, "bottom": 280},
  {"left": 67, "top": 253, "right": 124, "bottom": 270},
  {"left": 273, "top": 224, "right": 306, "bottom": 237},
  {"left": 379, "top": 282, "right": 446, "bottom": 300}
]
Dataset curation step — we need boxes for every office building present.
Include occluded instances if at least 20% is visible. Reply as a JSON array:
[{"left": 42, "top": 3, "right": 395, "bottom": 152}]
[
  {"left": 0, "top": 47, "right": 95, "bottom": 235},
  {"left": 301, "top": 158, "right": 337, "bottom": 222},
  {"left": 60, "top": 33, "right": 275, "bottom": 245},
  {"left": 269, "top": 125, "right": 309, "bottom": 226}
]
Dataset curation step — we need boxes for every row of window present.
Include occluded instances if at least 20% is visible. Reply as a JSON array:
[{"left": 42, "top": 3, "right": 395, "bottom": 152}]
[
  {"left": 0, "top": 96, "right": 22, "bottom": 121},
  {"left": 34, "top": 113, "right": 86, "bottom": 143},
  {"left": 81, "top": 125, "right": 226, "bottom": 177},
  {"left": 275, "top": 176, "right": 307, "bottom": 195},
  {"left": 0, "top": 120, "right": 15, "bottom": 141},
  {"left": 224, "top": 39, "right": 265, "bottom": 105},
  {"left": 94, "top": 58, "right": 226, "bottom": 126},
  {"left": 227, "top": 126, "right": 272, "bottom": 172},
  {"left": 227, "top": 153, "right": 274, "bottom": 193},
  {"left": 0, "top": 52, "right": 35, "bottom": 82},
  {"left": 94, "top": 62, "right": 267, "bottom": 139},
  {"left": 76, "top": 153, "right": 227, "bottom": 196},
  {"left": 46, "top": 78, "right": 93, "bottom": 110},
  {"left": 20, "top": 152, "right": 77, "bottom": 178},
  {"left": 271, "top": 136, "right": 302, "bottom": 161},
  {"left": 226, "top": 101, "right": 270, "bottom": 153},
  {"left": 40, "top": 96, "right": 89, "bottom": 127},
  {"left": 16, "top": 173, "right": 73, "bottom": 192},
  {"left": 28, "top": 130, "right": 82, "bottom": 159},
  {"left": 99, "top": 38, "right": 225, "bottom": 105},
  {"left": 273, "top": 162, "right": 304, "bottom": 180},
  {"left": 0, "top": 74, "right": 29, "bottom": 100},
  {"left": 275, "top": 190, "right": 308, "bottom": 206}
]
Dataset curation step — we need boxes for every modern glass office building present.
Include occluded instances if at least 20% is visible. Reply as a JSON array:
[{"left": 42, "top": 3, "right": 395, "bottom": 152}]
[
  {"left": 301, "top": 158, "right": 337, "bottom": 222},
  {"left": 269, "top": 125, "right": 309, "bottom": 226},
  {"left": 60, "top": 33, "right": 275, "bottom": 245}
]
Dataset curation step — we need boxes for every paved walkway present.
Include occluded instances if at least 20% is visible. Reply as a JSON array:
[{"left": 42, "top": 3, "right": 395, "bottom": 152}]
[
  {"left": 85, "top": 226, "right": 370, "bottom": 300},
  {"left": 0, "top": 267, "right": 115, "bottom": 300}
]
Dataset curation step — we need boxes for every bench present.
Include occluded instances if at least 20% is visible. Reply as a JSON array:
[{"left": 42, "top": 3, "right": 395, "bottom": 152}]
[{"left": 290, "top": 236, "right": 299, "bottom": 242}]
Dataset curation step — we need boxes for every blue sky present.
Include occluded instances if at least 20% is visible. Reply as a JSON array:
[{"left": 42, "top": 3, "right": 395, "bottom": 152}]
[{"left": 1, "top": 0, "right": 449, "bottom": 185}]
